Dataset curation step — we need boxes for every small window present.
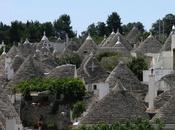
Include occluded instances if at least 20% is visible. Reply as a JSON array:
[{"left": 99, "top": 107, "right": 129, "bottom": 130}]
[
  {"left": 93, "top": 85, "right": 97, "bottom": 90},
  {"left": 157, "top": 90, "right": 164, "bottom": 96},
  {"left": 84, "top": 50, "right": 88, "bottom": 54}
]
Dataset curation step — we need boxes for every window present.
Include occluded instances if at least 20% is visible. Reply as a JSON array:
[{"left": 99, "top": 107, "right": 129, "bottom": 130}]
[
  {"left": 93, "top": 85, "right": 97, "bottom": 90},
  {"left": 157, "top": 90, "right": 164, "bottom": 96},
  {"left": 83, "top": 50, "right": 88, "bottom": 54}
]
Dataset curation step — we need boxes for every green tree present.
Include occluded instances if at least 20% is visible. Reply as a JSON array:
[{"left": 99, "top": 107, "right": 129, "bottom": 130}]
[
  {"left": 106, "top": 12, "right": 122, "bottom": 34},
  {"left": 122, "top": 22, "right": 145, "bottom": 35},
  {"left": 41, "top": 22, "right": 55, "bottom": 38},
  {"left": 72, "top": 101, "right": 86, "bottom": 119},
  {"left": 127, "top": 57, "right": 148, "bottom": 81},
  {"left": 96, "top": 22, "right": 107, "bottom": 36},
  {"left": 0, "top": 22, "right": 10, "bottom": 44},
  {"left": 15, "top": 78, "right": 86, "bottom": 103},
  {"left": 151, "top": 14, "right": 175, "bottom": 36},
  {"left": 9, "top": 21, "right": 25, "bottom": 42},
  {"left": 87, "top": 23, "right": 98, "bottom": 36},
  {"left": 56, "top": 53, "right": 82, "bottom": 68},
  {"left": 73, "top": 118, "right": 164, "bottom": 130},
  {"left": 54, "top": 14, "right": 76, "bottom": 38}
]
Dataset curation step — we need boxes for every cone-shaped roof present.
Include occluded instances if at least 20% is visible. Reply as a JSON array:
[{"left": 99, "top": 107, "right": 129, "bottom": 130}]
[
  {"left": 160, "top": 73, "right": 175, "bottom": 89},
  {"left": 160, "top": 33, "right": 172, "bottom": 52},
  {"left": 80, "top": 82, "right": 148, "bottom": 124},
  {"left": 7, "top": 45, "right": 19, "bottom": 58},
  {"left": 78, "top": 35, "right": 98, "bottom": 56},
  {"left": 102, "top": 32, "right": 116, "bottom": 47},
  {"left": 47, "top": 64, "right": 76, "bottom": 78},
  {"left": 18, "top": 43, "right": 35, "bottom": 58},
  {"left": 136, "top": 34, "right": 162, "bottom": 53},
  {"left": 0, "top": 55, "right": 5, "bottom": 80},
  {"left": 0, "top": 87, "right": 21, "bottom": 124},
  {"left": 7, "top": 56, "right": 44, "bottom": 88},
  {"left": 41, "top": 31, "right": 49, "bottom": 42},
  {"left": 78, "top": 53, "right": 108, "bottom": 83},
  {"left": 152, "top": 94, "right": 175, "bottom": 124},
  {"left": 12, "top": 55, "right": 24, "bottom": 72},
  {"left": 126, "top": 26, "right": 141, "bottom": 46},
  {"left": 105, "top": 62, "right": 147, "bottom": 91},
  {"left": 104, "top": 31, "right": 132, "bottom": 50},
  {"left": 154, "top": 89, "right": 175, "bottom": 110}
]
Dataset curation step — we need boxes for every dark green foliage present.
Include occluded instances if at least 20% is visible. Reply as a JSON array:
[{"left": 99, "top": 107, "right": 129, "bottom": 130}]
[
  {"left": 0, "top": 14, "right": 76, "bottom": 47},
  {"left": 97, "top": 52, "right": 120, "bottom": 62},
  {"left": 122, "top": 22, "right": 145, "bottom": 35},
  {"left": 15, "top": 78, "right": 86, "bottom": 103},
  {"left": 72, "top": 101, "right": 86, "bottom": 119},
  {"left": 54, "top": 14, "right": 76, "bottom": 38},
  {"left": 127, "top": 57, "right": 148, "bottom": 81},
  {"left": 96, "top": 22, "right": 107, "bottom": 37},
  {"left": 73, "top": 119, "right": 164, "bottom": 130},
  {"left": 80, "top": 12, "right": 122, "bottom": 44},
  {"left": 151, "top": 14, "right": 175, "bottom": 39},
  {"left": 106, "top": 12, "right": 122, "bottom": 34},
  {"left": 97, "top": 52, "right": 121, "bottom": 71},
  {"left": 47, "top": 121, "right": 58, "bottom": 130},
  {"left": 56, "top": 53, "right": 82, "bottom": 68}
]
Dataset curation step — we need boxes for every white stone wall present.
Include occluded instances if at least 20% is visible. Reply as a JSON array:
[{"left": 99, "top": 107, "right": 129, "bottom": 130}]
[
  {"left": 5, "top": 57, "right": 14, "bottom": 80},
  {"left": 171, "top": 32, "right": 175, "bottom": 50},
  {"left": 15, "top": 124, "right": 23, "bottom": 130},
  {"left": 6, "top": 118, "right": 16, "bottom": 130},
  {"left": 93, "top": 82, "right": 109, "bottom": 100},
  {"left": 143, "top": 69, "right": 173, "bottom": 83},
  {"left": 157, "top": 51, "right": 173, "bottom": 69}
]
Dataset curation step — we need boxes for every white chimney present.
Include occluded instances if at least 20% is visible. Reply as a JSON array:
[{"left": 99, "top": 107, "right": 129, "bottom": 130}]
[
  {"left": 171, "top": 25, "right": 175, "bottom": 50},
  {"left": 171, "top": 25, "right": 175, "bottom": 70},
  {"left": 148, "top": 71, "right": 157, "bottom": 110}
]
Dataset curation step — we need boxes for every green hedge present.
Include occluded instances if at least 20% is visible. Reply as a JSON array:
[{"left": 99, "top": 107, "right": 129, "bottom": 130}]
[
  {"left": 73, "top": 119, "right": 164, "bottom": 130},
  {"left": 15, "top": 78, "right": 86, "bottom": 103}
]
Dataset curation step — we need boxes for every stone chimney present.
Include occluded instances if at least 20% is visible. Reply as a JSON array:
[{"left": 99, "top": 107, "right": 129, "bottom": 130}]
[
  {"left": 171, "top": 25, "right": 175, "bottom": 69},
  {"left": 148, "top": 69, "right": 157, "bottom": 110}
]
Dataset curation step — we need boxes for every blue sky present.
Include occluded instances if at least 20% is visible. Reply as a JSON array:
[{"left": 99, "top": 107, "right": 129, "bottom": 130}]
[{"left": 1, "top": 0, "right": 175, "bottom": 34}]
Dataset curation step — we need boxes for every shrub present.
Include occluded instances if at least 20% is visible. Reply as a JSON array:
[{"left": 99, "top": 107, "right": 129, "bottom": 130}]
[
  {"left": 73, "top": 118, "right": 164, "bottom": 130},
  {"left": 72, "top": 101, "right": 86, "bottom": 119},
  {"left": 15, "top": 78, "right": 86, "bottom": 103},
  {"left": 56, "top": 53, "right": 82, "bottom": 68},
  {"left": 127, "top": 56, "right": 148, "bottom": 81}
]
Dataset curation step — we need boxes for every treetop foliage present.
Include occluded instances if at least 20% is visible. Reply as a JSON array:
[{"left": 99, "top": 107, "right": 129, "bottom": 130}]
[
  {"left": 0, "top": 14, "right": 76, "bottom": 45},
  {"left": 127, "top": 56, "right": 148, "bottom": 81},
  {"left": 15, "top": 77, "right": 86, "bottom": 103},
  {"left": 73, "top": 118, "right": 164, "bottom": 130},
  {"left": 151, "top": 14, "right": 175, "bottom": 37}
]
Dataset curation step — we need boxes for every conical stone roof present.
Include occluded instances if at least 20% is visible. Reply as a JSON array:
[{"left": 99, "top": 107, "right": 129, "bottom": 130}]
[
  {"left": 78, "top": 53, "right": 108, "bottom": 83},
  {"left": 7, "top": 45, "right": 19, "bottom": 58},
  {"left": 154, "top": 89, "right": 175, "bottom": 110},
  {"left": 152, "top": 94, "right": 175, "bottom": 124},
  {"left": 7, "top": 56, "right": 44, "bottom": 88},
  {"left": 136, "top": 34, "right": 162, "bottom": 54},
  {"left": 0, "top": 87, "right": 21, "bottom": 125},
  {"left": 160, "top": 33, "right": 172, "bottom": 52},
  {"left": 12, "top": 55, "right": 24, "bottom": 72},
  {"left": 78, "top": 35, "right": 98, "bottom": 57},
  {"left": 105, "top": 62, "right": 147, "bottom": 91},
  {"left": 47, "top": 64, "right": 76, "bottom": 78},
  {"left": 159, "top": 73, "right": 175, "bottom": 89},
  {"left": 102, "top": 32, "right": 116, "bottom": 47},
  {"left": 80, "top": 82, "right": 148, "bottom": 124},
  {"left": 126, "top": 26, "right": 141, "bottom": 47},
  {"left": 103, "top": 31, "right": 132, "bottom": 50}
]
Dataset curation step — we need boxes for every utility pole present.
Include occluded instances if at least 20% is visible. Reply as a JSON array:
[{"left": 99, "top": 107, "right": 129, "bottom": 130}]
[{"left": 159, "top": 19, "right": 161, "bottom": 41}]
